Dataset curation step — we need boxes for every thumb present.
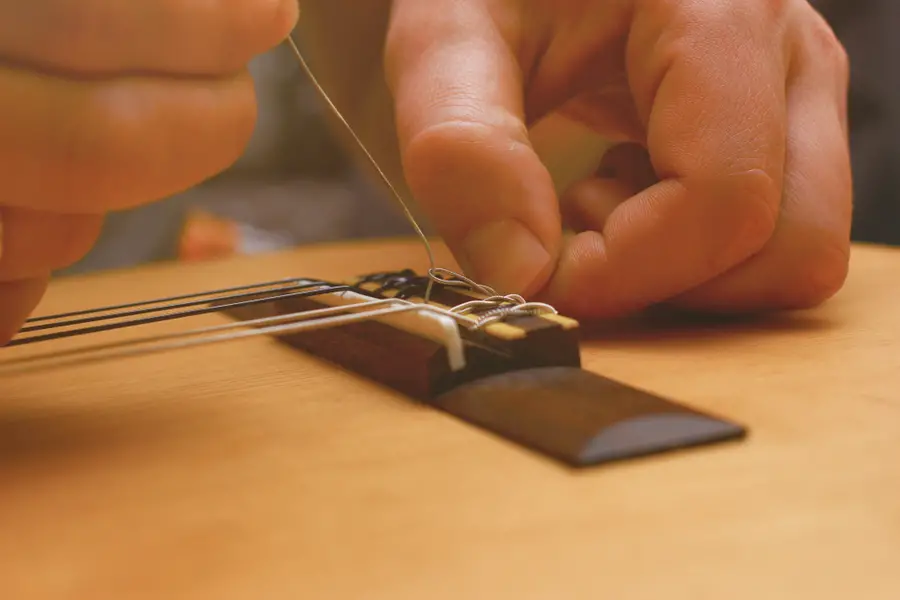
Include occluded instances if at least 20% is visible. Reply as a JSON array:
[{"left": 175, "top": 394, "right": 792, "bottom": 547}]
[{"left": 385, "top": 0, "right": 560, "bottom": 295}]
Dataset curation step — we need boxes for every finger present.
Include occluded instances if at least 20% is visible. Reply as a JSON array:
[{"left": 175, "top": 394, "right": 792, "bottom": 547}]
[
  {"left": 0, "top": 0, "right": 298, "bottom": 76},
  {"left": 560, "top": 177, "right": 632, "bottom": 232},
  {"left": 0, "top": 207, "right": 103, "bottom": 281},
  {"left": 541, "top": 2, "right": 788, "bottom": 316},
  {"left": 560, "top": 143, "right": 657, "bottom": 229},
  {"left": 385, "top": 0, "right": 560, "bottom": 296},
  {"left": 666, "top": 11, "right": 853, "bottom": 311},
  {"left": 0, "top": 66, "right": 257, "bottom": 214},
  {"left": 0, "top": 277, "right": 48, "bottom": 344}
]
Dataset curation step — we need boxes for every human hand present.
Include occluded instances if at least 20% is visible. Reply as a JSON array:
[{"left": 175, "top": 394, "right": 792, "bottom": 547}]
[
  {"left": 384, "top": 0, "right": 852, "bottom": 317},
  {"left": 0, "top": 0, "right": 298, "bottom": 341}
]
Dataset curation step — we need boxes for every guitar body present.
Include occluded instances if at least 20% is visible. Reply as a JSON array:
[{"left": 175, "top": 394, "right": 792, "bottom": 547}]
[{"left": 0, "top": 239, "right": 806, "bottom": 599}]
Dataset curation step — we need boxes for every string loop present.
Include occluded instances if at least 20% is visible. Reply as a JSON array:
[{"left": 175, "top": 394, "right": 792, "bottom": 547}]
[{"left": 285, "top": 34, "right": 556, "bottom": 318}]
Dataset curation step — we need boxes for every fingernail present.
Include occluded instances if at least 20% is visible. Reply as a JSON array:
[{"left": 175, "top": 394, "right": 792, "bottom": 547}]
[{"left": 460, "top": 220, "right": 552, "bottom": 296}]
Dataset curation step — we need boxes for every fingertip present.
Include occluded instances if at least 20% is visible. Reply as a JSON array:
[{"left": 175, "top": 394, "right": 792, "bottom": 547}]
[
  {"left": 534, "top": 229, "right": 621, "bottom": 317},
  {"left": 0, "top": 277, "right": 49, "bottom": 345},
  {"left": 273, "top": 0, "right": 302, "bottom": 42},
  {"left": 401, "top": 120, "right": 561, "bottom": 296},
  {"left": 221, "top": 0, "right": 302, "bottom": 67},
  {"left": 460, "top": 219, "right": 555, "bottom": 297},
  {"left": 0, "top": 209, "right": 104, "bottom": 281},
  {"left": 385, "top": 2, "right": 563, "bottom": 296}
]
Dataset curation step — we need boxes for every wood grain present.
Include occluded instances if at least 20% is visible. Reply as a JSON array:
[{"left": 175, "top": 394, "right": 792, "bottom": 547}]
[{"left": 0, "top": 238, "right": 898, "bottom": 599}]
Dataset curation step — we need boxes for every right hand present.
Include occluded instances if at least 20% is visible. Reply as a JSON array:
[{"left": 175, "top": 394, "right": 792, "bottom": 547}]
[
  {"left": 300, "top": 0, "right": 852, "bottom": 318},
  {"left": 0, "top": 0, "right": 299, "bottom": 342}
]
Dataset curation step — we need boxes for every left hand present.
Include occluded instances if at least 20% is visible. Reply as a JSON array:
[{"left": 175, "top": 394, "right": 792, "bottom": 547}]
[{"left": 0, "top": 0, "right": 298, "bottom": 341}]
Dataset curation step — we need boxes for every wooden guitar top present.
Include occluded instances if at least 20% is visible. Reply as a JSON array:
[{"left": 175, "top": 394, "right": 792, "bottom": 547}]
[{"left": 0, "top": 239, "right": 897, "bottom": 599}]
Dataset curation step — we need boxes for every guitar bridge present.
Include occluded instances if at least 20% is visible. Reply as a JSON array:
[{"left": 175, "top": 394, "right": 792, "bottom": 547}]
[
  {"left": 1, "top": 268, "right": 746, "bottom": 468},
  {"left": 219, "top": 269, "right": 748, "bottom": 467}
]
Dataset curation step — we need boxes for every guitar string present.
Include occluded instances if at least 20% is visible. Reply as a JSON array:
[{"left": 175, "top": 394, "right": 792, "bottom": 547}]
[
  {"left": 1, "top": 276, "right": 555, "bottom": 377},
  {"left": 19, "top": 280, "right": 323, "bottom": 334},
  {"left": 0, "top": 297, "right": 502, "bottom": 375},
  {"left": 283, "top": 34, "right": 433, "bottom": 303},
  {"left": 6, "top": 284, "right": 346, "bottom": 347},
  {"left": 24, "top": 277, "right": 312, "bottom": 323},
  {"left": 8, "top": 274, "right": 557, "bottom": 349}
]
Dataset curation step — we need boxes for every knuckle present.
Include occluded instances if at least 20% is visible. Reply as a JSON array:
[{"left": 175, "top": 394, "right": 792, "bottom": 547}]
[
  {"left": 829, "top": 35, "right": 851, "bottom": 78},
  {"left": 383, "top": 16, "right": 423, "bottom": 89},
  {"left": 762, "top": 0, "right": 791, "bottom": 21},
  {"left": 780, "top": 236, "right": 851, "bottom": 308},
  {"left": 740, "top": 184, "right": 780, "bottom": 245},
  {"left": 717, "top": 170, "right": 781, "bottom": 260},
  {"left": 382, "top": 15, "right": 404, "bottom": 64},
  {"left": 401, "top": 120, "right": 482, "bottom": 198},
  {"left": 402, "top": 117, "right": 529, "bottom": 197},
  {"left": 403, "top": 120, "right": 490, "bottom": 172},
  {"left": 805, "top": 11, "right": 849, "bottom": 78},
  {"left": 833, "top": 41, "right": 850, "bottom": 86},
  {"left": 665, "top": 1, "right": 735, "bottom": 41},
  {"left": 655, "top": 0, "right": 780, "bottom": 35},
  {"left": 400, "top": 118, "right": 541, "bottom": 242}
]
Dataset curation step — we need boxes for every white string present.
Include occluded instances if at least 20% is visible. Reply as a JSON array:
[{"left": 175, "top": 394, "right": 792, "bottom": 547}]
[{"left": 0, "top": 297, "right": 476, "bottom": 375}]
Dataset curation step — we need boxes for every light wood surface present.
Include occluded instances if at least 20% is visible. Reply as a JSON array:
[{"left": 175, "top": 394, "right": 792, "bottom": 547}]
[{"left": 1, "top": 238, "right": 898, "bottom": 599}]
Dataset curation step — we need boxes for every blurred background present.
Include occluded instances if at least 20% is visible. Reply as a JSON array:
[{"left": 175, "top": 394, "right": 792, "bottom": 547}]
[{"left": 57, "top": 1, "right": 900, "bottom": 277}]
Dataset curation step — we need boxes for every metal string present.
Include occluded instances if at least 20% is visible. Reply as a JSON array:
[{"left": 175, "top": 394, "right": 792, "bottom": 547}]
[
  {"left": 0, "top": 298, "right": 480, "bottom": 376},
  {"left": 7, "top": 285, "right": 348, "bottom": 347},
  {"left": 24, "top": 277, "right": 312, "bottom": 323},
  {"left": 284, "top": 34, "right": 434, "bottom": 302},
  {"left": 19, "top": 280, "right": 322, "bottom": 334}
]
